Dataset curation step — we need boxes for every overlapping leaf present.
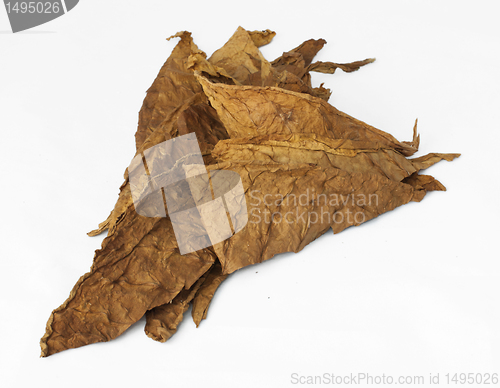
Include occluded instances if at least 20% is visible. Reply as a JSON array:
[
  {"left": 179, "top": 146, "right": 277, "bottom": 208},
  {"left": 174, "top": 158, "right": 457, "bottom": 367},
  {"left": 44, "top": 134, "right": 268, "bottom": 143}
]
[{"left": 41, "top": 27, "right": 459, "bottom": 356}]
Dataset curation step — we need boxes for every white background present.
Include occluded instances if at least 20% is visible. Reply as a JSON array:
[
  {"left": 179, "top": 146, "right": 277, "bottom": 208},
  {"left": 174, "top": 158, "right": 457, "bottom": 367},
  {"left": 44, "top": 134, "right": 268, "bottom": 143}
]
[{"left": 1, "top": 1, "right": 499, "bottom": 387}]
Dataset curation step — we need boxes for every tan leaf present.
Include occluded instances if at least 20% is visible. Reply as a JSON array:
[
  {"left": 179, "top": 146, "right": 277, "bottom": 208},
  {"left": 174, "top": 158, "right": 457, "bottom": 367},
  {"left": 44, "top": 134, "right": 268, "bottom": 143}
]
[
  {"left": 208, "top": 161, "right": 417, "bottom": 274},
  {"left": 41, "top": 210, "right": 215, "bottom": 357},
  {"left": 144, "top": 267, "right": 210, "bottom": 343},
  {"left": 191, "top": 261, "right": 228, "bottom": 327},
  {"left": 208, "top": 26, "right": 275, "bottom": 86},
  {"left": 197, "top": 75, "right": 419, "bottom": 156},
  {"left": 212, "top": 133, "right": 458, "bottom": 183},
  {"left": 43, "top": 28, "right": 459, "bottom": 357}
]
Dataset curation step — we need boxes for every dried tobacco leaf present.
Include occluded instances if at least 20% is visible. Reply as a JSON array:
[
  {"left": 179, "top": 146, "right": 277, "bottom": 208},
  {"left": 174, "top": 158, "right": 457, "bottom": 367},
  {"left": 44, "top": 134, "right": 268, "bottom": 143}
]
[
  {"left": 88, "top": 32, "right": 235, "bottom": 238},
  {"left": 40, "top": 209, "right": 216, "bottom": 357},
  {"left": 41, "top": 27, "right": 459, "bottom": 357},
  {"left": 88, "top": 27, "right": 374, "bottom": 239},
  {"left": 270, "top": 38, "right": 375, "bottom": 100},
  {"left": 211, "top": 133, "right": 459, "bottom": 183},
  {"left": 144, "top": 266, "right": 210, "bottom": 342},
  {"left": 143, "top": 259, "right": 228, "bottom": 341},
  {"left": 196, "top": 75, "right": 419, "bottom": 156},
  {"left": 191, "top": 261, "right": 227, "bottom": 327},
  {"left": 207, "top": 26, "right": 276, "bottom": 86},
  {"left": 208, "top": 161, "right": 417, "bottom": 274},
  {"left": 135, "top": 31, "right": 204, "bottom": 150}
]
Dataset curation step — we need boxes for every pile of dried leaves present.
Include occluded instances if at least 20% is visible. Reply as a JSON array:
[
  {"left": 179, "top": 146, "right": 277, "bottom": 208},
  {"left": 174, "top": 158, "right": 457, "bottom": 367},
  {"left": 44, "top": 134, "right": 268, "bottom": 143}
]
[{"left": 40, "top": 27, "right": 459, "bottom": 356}]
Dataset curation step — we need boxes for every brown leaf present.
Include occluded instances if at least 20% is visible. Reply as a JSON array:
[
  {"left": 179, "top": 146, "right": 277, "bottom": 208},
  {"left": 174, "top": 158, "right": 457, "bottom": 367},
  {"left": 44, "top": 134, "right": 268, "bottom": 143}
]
[
  {"left": 208, "top": 161, "right": 417, "bottom": 274},
  {"left": 191, "top": 261, "right": 228, "bottom": 327},
  {"left": 208, "top": 26, "right": 276, "bottom": 86},
  {"left": 197, "top": 75, "right": 419, "bottom": 156},
  {"left": 89, "top": 29, "right": 376, "bottom": 237},
  {"left": 271, "top": 38, "right": 327, "bottom": 70},
  {"left": 143, "top": 259, "right": 228, "bottom": 342},
  {"left": 43, "top": 28, "right": 459, "bottom": 357},
  {"left": 271, "top": 38, "right": 374, "bottom": 100},
  {"left": 88, "top": 32, "right": 207, "bottom": 237},
  {"left": 212, "top": 133, "right": 459, "bottom": 183},
  {"left": 135, "top": 31, "right": 204, "bottom": 150},
  {"left": 144, "top": 267, "right": 210, "bottom": 343},
  {"left": 41, "top": 207, "right": 216, "bottom": 356},
  {"left": 409, "top": 152, "right": 461, "bottom": 171},
  {"left": 306, "top": 58, "right": 376, "bottom": 75},
  {"left": 402, "top": 172, "right": 448, "bottom": 202}
]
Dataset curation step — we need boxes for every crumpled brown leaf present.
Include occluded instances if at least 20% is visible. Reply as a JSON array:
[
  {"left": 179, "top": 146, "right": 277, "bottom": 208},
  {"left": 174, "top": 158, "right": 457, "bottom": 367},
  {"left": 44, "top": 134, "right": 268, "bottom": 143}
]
[
  {"left": 270, "top": 37, "right": 375, "bottom": 100},
  {"left": 191, "top": 261, "right": 227, "bottom": 327},
  {"left": 144, "top": 264, "right": 210, "bottom": 343},
  {"left": 208, "top": 26, "right": 276, "bottom": 86},
  {"left": 212, "top": 133, "right": 459, "bottom": 183},
  {"left": 41, "top": 27, "right": 459, "bottom": 357},
  {"left": 197, "top": 74, "right": 419, "bottom": 156},
  {"left": 208, "top": 160, "right": 416, "bottom": 274},
  {"left": 40, "top": 209, "right": 216, "bottom": 357},
  {"left": 143, "top": 259, "right": 228, "bottom": 342}
]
